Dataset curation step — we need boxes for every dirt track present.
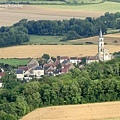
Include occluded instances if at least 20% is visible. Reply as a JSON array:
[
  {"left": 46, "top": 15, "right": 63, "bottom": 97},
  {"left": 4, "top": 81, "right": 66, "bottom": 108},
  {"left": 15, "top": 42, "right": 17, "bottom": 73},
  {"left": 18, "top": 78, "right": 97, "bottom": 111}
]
[{"left": 21, "top": 102, "right": 120, "bottom": 120}]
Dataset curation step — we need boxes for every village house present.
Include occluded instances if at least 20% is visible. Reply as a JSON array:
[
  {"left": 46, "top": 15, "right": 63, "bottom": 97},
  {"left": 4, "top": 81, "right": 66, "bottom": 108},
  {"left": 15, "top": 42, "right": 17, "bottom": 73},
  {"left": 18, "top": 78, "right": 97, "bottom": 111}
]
[
  {"left": 16, "top": 69, "right": 24, "bottom": 80},
  {"left": 70, "top": 57, "right": 81, "bottom": 65},
  {"left": 16, "top": 59, "right": 44, "bottom": 80},
  {"left": 33, "top": 66, "right": 44, "bottom": 78},
  {"left": 86, "top": 56, "right": 99, "bottom": 64},
  {"left": 57, "top": 56, "right": 69, "bottom": 63},
  {"left": 0, "top": 80, "right": 2, "bottom": 88},
  {"left": 0, "top": 68, "right": 5, "bottom": 79}
]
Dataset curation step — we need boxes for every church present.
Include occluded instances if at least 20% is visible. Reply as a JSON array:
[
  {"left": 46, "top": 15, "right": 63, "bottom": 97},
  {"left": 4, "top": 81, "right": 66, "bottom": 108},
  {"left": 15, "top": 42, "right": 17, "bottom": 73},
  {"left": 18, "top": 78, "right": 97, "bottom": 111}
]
[{"left": 86, "top": 29, "right": 113, "bottom": 64}]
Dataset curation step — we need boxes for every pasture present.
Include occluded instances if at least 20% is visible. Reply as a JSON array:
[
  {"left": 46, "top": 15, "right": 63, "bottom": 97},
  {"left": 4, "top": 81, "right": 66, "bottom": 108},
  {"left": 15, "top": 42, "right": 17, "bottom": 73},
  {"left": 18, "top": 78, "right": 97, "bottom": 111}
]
[
  {"left": 0, "top": 45, "right": 119, "bottom": 58},
  {"left": 25, "top": 33, "right": 120, "bottom": 45},
  {"left": 25, "top": 35, "right": 63, "bottom": 45},
  {"left": 1, "top": 2, "right": 120, "bottom": 26},
  {"left": 21, "top": 101, "right": 120, "bottom": 120},
  {"left": 0, "top": 58, "right": 30, "bottom": 66}
]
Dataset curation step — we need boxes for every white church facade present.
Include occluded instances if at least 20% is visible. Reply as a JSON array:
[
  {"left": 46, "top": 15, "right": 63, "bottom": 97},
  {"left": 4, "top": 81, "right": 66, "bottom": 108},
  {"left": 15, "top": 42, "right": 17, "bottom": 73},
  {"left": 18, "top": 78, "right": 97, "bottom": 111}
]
[{"left": 86, "top": 29, "right": 113, "bottom": 64}]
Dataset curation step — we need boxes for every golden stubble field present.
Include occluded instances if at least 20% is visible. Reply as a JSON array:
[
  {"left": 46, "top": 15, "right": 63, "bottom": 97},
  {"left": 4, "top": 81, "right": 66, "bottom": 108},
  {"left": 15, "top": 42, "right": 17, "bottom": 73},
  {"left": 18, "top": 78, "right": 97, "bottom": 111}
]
[
  {"left": 0, "top": 45, "right": 119, "bottom": 58},
  {"left": 69, "top": 34, "right": 120, "bottom": 45},
  {"left": 0, "top": 4, "right": 104, "bottom": 26},
  {"left": 21, "top": 102, "right": 120, "bottom": 120}
]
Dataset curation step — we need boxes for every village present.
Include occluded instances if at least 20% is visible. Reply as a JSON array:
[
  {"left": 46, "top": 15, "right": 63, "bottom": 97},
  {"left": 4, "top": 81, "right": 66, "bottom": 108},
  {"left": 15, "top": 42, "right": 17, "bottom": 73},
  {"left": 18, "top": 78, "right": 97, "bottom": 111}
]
[{"left": 0, "top": 29, "right": 114, "bottom": 86}]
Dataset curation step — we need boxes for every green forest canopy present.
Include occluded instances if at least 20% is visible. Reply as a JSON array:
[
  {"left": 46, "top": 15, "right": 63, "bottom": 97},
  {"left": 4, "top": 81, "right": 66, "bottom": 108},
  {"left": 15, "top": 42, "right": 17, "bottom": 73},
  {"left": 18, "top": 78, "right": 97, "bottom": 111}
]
[{"left": 0, "top": 56, "right": 120, "bottom": 120}]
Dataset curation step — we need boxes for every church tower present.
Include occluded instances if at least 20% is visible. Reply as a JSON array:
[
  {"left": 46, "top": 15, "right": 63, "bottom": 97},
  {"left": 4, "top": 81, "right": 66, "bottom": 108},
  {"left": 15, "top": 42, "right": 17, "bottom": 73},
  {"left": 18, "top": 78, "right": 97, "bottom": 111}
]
[{"left": 98, "top": 29, "right": 104, "bottom": 61}]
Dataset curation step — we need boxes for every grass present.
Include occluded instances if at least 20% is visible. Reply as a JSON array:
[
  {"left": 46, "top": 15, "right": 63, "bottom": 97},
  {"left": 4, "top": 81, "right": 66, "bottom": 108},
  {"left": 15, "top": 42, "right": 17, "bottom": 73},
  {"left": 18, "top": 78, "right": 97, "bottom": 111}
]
[
  {"left": 40, "top": 2, "right": 120, "bottom": 12},
  {"left": 24, "top": 35, "right": 64, "bottom": 45},
  {"left": 0, "top": 58, "right": 30, "bottom": 66}
]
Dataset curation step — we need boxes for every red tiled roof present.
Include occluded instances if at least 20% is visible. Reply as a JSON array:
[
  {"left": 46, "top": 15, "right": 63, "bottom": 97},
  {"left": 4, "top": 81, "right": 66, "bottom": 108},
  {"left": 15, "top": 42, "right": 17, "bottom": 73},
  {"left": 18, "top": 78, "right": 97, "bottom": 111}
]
[
  {"left": 18, "top": 66, "right": 28, "bottom": 71},
  {"left": 0, "top": 72, "right": 5, "bottom": 76},
  {"left": 86, "top": 56, "right": 98, "bottom": 60},
  {"left": 57, "top": 56, "right": 69, "bottom": 60}
]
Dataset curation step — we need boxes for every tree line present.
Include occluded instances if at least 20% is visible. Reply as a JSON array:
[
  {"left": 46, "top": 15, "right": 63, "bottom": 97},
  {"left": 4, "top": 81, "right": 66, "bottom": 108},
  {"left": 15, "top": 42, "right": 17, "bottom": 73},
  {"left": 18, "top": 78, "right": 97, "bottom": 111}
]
[
  {"left": 0, "top": 56, "right": 120, "bottom": 120},
  {"left": 14, "top": 12, "right": 120, "bottom": 41},
  {"left": 0, "top": 12, "right": 120, "bottom": 47},
  {"left": 0, "top": 25, "right": 29, "bottom": 47}
]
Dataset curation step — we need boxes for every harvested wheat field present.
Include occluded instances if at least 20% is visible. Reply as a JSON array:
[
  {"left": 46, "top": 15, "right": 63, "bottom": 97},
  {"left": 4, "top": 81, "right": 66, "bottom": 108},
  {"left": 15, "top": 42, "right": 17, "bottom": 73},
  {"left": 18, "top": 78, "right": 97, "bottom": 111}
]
[
  {"left": 0, "top": 4, "right": 104, "bottom": 26},
  {"left": 21, "top": 102, "right": 120, "bottom": 120},
  {"left": 69, "top": 33, "right": 120, "bottom": 45},
  {"left": 0, "top": 45, "right": 119, "bottom": 58}
]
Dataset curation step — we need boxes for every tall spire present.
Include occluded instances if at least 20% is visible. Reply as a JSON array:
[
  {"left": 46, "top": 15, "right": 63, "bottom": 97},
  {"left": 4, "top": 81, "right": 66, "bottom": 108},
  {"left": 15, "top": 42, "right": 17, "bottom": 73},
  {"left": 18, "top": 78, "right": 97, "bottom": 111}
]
[{"left": 99, "top": 29, "right": 103, "bottom": 38}]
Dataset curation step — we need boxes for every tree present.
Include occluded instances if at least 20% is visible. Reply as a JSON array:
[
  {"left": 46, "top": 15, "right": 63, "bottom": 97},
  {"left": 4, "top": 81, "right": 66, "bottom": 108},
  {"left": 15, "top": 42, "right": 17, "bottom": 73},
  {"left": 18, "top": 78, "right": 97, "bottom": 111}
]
[{"left": 42, "top": 54, "right": 50, "bottom": 61}]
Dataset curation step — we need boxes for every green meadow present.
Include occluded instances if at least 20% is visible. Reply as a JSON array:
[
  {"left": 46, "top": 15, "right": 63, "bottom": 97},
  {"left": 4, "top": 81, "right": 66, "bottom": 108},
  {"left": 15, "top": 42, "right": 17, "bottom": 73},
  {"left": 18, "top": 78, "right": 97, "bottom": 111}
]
[
  {"left": 41, "top": 2, "right": 120, "bottom": 12},
  {"left": 24, "top": 35, "right": 64, "bottom": 45},
  {"left": 0, "top": 58, "right": 30, "bottom": 66}
]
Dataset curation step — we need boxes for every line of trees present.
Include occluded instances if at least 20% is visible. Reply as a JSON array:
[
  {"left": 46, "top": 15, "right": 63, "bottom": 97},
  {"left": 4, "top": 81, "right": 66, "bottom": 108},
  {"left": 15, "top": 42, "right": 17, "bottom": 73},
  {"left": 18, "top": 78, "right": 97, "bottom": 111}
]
[
  {"left": 13, "top": 12, "right": 120, "bottom": 41},
  {"left": 0, "top": 12, "right": 120, "bottom": 47},
  {"left": 0, "top": 57, "right": 120, "bottom": 119},
  {"left": 0, "top": 26, "right": 29, "bottom": 47}
]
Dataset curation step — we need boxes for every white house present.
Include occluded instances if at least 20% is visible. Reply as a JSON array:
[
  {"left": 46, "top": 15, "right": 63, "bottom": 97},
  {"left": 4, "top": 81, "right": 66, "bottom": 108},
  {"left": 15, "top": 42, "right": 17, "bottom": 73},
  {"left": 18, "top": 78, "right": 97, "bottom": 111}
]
[
  {"left": 86, "top": 56, "right": 99, "bottom": 64},
  {"left": 33, "top": 66, "right": 44, "bottom": 77},
  {"left": 0, "top": 80, "right": 2, "bottom": 88},
  {"left": 70, "top": 57, "right": 81, "bottom": 65},
  {"left": 16, "top": 69, "right": 24, "bottom": 80}
]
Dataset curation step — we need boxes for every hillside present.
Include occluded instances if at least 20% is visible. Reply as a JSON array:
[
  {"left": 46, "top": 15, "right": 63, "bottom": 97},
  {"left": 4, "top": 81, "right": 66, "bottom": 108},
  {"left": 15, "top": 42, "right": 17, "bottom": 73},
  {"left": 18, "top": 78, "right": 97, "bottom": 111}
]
[{"left": 21, "top": 102, "right": 120, "bottom": 120}]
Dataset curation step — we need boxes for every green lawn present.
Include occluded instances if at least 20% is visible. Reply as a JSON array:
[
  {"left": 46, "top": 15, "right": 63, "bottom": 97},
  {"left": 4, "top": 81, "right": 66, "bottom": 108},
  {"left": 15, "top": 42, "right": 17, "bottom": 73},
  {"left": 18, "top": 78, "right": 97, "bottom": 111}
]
[
  {"left": 24, "top": 35, "right": 64, "bottom": 45},
  {"left": 0, "top": 58, "right": 30, "bottom": 66}
]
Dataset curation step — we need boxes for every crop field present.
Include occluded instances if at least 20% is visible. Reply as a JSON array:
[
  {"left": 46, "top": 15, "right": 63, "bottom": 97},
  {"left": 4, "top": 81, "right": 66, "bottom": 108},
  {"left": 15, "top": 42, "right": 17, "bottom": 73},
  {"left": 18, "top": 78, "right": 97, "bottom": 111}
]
[
  {"left": 0, "top": 45, "right": 119, "bottom": 58},
  {"left": 21, "top": 101, "right": 120, "bottom": 120},
  {"left": 69, "top": 33, "right": 120, "bottom": 45},
  {"left": 1, "top": 2, "right": 120, "bottom": 26}
]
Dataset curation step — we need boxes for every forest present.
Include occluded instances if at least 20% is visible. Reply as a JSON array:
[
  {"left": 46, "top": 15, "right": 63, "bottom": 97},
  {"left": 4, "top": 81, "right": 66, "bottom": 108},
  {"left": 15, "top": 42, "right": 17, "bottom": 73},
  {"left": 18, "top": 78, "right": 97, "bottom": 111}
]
[
  {"left": 0, "top": 54, "right": 120, "bottom": 120},
  {"left": 1, "top": 12, "right": 120, "bottom": 47}
]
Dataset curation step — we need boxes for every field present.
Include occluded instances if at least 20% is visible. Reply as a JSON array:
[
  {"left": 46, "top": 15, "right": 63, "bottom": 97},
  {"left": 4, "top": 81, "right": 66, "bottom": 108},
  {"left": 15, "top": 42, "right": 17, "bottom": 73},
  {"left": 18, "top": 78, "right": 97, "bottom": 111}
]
[
  {"left": 1, "top": 2, "right": 120, "bottom": 26},
  {"left": 69, "top": 33, "right": 120, "bottom": 45},
  {"left": 25, "top": 35, "right": 63, "bottom": 45},
  {"left": 27, "top": 33, "right": 120, "bottom": 45},
  {"left": 0, "top": 58, "right": 30, "bottom": 66},
  {"left": 0, "top": 45, "right": 119, "bottom": 58},
  {"left": 21, "top": 101, "right": 120, "bottom": 120}
]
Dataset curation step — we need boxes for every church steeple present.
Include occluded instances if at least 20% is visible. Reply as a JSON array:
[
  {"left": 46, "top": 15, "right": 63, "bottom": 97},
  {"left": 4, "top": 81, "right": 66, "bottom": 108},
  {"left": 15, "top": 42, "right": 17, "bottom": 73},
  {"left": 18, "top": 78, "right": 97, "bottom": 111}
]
[
  {"left": 98, "top": 29, "right": 104, "bottom": 61},
  {"left": 99, "top": 29, "right": 103, "bottom": 38}
]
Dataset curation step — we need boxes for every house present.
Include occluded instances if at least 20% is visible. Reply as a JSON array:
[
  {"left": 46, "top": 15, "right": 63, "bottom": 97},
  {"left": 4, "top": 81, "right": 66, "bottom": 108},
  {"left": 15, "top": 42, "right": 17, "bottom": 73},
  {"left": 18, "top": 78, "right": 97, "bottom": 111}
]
[
  {"left": 57, "top": 56, "right": 69, "bottom": 63},
  {"left": 18, "top": 66, "right": 28, "bottom": 72},
  {"left": 0, "top": 80, "right": 3, "bottom": 87},
  {"left": 62, "top": 60, "right": 71, "bottom": 65},
  {"left": 33, "top": 66, "right": 44, "bottom": 77},
  {"left": 16, "top": 69, "right": 24, "bottom": 80},
  {"left": 47, "top": 58, "right": 54, "bottom": 64},
  {"left": 0, "top": 68, "right": 5, "bottom": 79},
  {"left": 61, "top": 64, "right": 75, "bottom": 74},
  {"left": 70, "top": 57, "right": 81, "bottom": 65},
  {"left": 86, "top": 56, "right": 99, "bottom": 64},
  {"left": 44, "top": 66, "right": 55, "bottom": 75},
  {"left": 27, "top": 59, "right": 39, "bottom": 73}
]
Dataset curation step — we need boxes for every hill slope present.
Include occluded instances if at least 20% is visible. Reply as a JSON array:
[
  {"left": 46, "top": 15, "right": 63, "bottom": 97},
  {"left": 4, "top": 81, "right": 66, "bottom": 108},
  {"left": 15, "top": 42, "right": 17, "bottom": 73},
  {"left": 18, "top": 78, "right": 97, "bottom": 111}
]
[{"left": 21, "top": 102, "right": 120, "bottom": 120}]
